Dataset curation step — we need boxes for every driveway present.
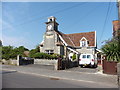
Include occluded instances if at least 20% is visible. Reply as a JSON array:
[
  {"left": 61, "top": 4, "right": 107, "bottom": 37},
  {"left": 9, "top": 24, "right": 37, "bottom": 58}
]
[
  {"left": 23, "top": 64, "right": 98, "bottom": 74},
  {"left": 65, "top": 66, "right": 98, "bottom": 74}
]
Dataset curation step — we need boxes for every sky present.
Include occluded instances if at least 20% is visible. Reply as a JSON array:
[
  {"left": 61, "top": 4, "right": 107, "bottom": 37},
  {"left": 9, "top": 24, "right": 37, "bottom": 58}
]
[{"left": 1, "top": 1, "right": 118, "bottom": 50}]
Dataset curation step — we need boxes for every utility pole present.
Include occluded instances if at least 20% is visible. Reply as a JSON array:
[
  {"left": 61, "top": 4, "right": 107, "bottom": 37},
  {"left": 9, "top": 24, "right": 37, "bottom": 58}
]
[{"left": 118, "top": 0, "right": 120, "bottom": 20}]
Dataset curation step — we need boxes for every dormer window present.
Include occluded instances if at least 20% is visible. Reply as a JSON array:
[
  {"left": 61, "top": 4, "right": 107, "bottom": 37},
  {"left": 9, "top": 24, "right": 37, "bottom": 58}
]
[
  {"left": 81, "top": 41, "right": 86, "bottom": 47},
  {"left": 80, "top": 37, "right": 88, "bottom": 47}
]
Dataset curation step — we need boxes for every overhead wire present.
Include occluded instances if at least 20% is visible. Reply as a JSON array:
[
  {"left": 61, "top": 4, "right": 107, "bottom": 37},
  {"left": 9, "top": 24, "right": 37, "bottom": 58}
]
[
  {"left": 3, "top": 3, "right": 67, "bottom": 24},
  {"left": 2, "top": 2, "right": 88, "bottom": 30},
  {"left": 69, "top": 2, "right": 104, "bottom": 31},
  {"left": 99, "top": 0, "right": 113, "bottom": 44}
]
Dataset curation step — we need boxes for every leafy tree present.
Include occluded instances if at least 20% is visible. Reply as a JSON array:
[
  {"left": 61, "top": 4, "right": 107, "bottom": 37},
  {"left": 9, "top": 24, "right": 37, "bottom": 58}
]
[
  {"left": 2, "top": 45, "right": 29, "bottom": 60},
  {"left": 29, "top": 45, "right": 40, "bottom": 58},
  {"left": 101, "top": 36, "right": 120, "bottom": 62},
  {"left": 2, "top": 45, "right": 13, "bottom": 60}
]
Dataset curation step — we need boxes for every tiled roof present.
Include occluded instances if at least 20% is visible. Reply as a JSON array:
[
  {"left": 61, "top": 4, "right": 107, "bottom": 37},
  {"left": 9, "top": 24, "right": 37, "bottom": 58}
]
[{"left": 57, "top": 31, "right": 96, "bottom": 47}]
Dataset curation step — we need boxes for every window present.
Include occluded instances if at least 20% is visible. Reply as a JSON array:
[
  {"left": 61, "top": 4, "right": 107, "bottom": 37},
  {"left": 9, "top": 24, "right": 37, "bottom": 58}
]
[
  {"left": 80, "top": 37, "right": 88, "bottom": 47},
  {"left": 45, "top": 50, "right": 54, "bottom": 55},
  {"left": 87, "top": 55, "right": 91, "bottom": 59},
  {"left": 82, "top": 55, "right": 86, "bottom": 58},
  {"left": 81, "top": 41, "right": 86, "bottom": 47}
]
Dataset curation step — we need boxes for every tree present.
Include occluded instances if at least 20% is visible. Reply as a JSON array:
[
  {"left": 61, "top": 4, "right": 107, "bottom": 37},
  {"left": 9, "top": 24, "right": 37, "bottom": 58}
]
[
  {"left": 2, "top": 46, "right": 13, "bottom": 60},
  {"left": 101, "top": 36, "right": 120, "bottom": 62},
  {"left": 2, "top": 45, "right": 29, "bottom": 60},
  {"left": 29, "top": 45, "right": 40, "bottom": 58}
]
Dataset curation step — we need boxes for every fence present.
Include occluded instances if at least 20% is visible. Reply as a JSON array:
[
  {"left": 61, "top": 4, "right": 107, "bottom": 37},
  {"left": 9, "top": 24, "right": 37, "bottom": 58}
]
[
  {"left": 102, "top": 60, "right": 117, "bottom": 75},
  {"left": 17, "top": 56, "right": 34, "bottom": 66}
]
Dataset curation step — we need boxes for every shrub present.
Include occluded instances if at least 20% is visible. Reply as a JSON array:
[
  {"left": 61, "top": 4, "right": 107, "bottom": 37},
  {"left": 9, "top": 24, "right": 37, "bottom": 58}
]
[
  {"left": 72, "top": 54, "right": 76, "bottom": 61},
  {"left": 101, "top": 36, "right": 120, "bottom": 62},
  {"left": 31, "top": 52, "right": 62, "bottom": 59}
]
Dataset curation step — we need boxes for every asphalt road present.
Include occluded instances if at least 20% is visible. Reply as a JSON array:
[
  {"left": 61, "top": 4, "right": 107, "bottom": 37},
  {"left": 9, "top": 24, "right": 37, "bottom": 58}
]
[
  {"left": 2, "top": 70, "right": 116, "bottom": 88},
  {"left": 2, "top": 70, "right": 87, "bottom": 88}
]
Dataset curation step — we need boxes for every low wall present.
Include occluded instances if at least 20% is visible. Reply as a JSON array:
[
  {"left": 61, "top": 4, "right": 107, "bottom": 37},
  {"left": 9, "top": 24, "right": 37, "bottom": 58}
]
[
  {"left": 117, "top": 63, "right": 120, "bottom": 88},
  {"left": 10, "top": 59, "right": 17, "bottom": 65},
  {"left": 2, "top": 59, "right": 17, "bottom": 65},
  {"left": 34, "top": 59, "right": 58, "bottom": 70}
]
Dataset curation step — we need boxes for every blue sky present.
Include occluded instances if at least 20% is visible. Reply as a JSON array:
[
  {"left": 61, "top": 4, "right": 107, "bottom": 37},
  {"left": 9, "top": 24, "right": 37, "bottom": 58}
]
[{"left": 1, "top": 1, "right": 118, "bottom": 50}]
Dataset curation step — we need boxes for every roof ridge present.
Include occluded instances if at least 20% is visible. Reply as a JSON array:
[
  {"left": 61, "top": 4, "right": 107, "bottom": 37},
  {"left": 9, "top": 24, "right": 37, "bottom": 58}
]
[{"left": 65, "top": 31, "right": 95, "bottom": 35}]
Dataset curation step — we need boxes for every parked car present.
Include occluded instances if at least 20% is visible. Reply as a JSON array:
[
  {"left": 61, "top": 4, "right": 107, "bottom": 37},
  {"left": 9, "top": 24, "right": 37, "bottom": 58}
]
[{"left": 79, "top": 54, "right": 97, "bottom": 68}]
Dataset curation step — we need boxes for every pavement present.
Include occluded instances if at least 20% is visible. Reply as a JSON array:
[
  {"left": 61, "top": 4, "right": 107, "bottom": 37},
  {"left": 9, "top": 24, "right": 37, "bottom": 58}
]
[{"left": 1, "top": 64, "right": 118, "bottom": 88}]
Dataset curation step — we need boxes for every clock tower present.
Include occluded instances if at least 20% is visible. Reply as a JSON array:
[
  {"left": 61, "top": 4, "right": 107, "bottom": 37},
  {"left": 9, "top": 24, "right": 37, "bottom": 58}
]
[{"left": 45, "top": 16, "right": 59, "bottom": 32}]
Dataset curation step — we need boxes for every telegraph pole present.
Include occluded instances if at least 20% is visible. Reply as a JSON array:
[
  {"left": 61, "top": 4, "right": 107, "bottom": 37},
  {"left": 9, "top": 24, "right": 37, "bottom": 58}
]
[{"left": 118, "top": 0, "right": 120, "bottom": 20}]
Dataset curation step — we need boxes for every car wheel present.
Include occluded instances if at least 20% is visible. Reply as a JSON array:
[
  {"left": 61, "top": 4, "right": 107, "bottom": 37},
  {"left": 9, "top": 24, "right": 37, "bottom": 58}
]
[
  {"left": 80, "top": 65, "right": 83, "bottom": 68},
  {"left": 90, "top": 64, "right": 93, "bottom": 68}
]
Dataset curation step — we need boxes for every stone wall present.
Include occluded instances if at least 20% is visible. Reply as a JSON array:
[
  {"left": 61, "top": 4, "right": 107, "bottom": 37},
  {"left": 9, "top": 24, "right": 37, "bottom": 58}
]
[
  {"left": 2, "top": 59, "right": 17, "bottom": 65},
  {"left": 34, "top": 59, "right": 58, "bottom": 70},
  {"left": 10, "top": 59, "right": 17, "bottom": 65},
  {"left": 117, "top": 63, "right": 120, "bottom": 88}
]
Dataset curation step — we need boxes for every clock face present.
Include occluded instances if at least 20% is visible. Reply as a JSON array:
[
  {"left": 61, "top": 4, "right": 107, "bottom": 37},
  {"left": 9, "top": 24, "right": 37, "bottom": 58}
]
[{"left": 48, "top": 25, "right": 52, "bottom": 30}]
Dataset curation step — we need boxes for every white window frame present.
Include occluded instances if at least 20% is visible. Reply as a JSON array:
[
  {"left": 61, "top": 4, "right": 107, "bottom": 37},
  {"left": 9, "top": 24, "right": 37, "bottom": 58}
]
[{"left": 80, "top": 37, "right": 88, "bottom": 47}]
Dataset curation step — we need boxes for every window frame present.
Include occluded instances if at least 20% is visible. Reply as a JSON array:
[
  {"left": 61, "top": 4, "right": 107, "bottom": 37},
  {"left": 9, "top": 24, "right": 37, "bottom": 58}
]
[{"left": 80, "top": 37, "right": 88, "bottom": 47}]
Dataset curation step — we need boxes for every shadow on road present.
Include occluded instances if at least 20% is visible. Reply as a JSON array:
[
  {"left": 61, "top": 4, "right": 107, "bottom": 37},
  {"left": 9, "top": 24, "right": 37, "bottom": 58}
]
[{"left": 1, "top": 70, "right": 17, "bottom": 74}]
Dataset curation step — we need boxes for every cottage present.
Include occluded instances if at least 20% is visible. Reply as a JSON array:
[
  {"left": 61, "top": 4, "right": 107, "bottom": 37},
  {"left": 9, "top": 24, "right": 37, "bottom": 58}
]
[{"left": 40, "top": 16, "right": 97, "bottom": 60}]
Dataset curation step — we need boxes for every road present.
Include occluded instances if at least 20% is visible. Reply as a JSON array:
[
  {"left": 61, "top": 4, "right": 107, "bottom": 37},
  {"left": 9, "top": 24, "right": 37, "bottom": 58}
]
[
  {"left": 1, "top": 65, "right": 118, "bottom": 88},
  {"left": 2, "top": 70, "right": 87, "bottom": 88},
  {"left": 2, "top": 70, "right": 117, "bottom": 88}
]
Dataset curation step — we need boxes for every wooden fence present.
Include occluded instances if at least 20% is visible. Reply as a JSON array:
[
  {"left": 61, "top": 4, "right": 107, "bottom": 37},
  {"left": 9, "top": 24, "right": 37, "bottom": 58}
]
[{"left": 102, "top": 60, "right": 117, "bottom": 75}]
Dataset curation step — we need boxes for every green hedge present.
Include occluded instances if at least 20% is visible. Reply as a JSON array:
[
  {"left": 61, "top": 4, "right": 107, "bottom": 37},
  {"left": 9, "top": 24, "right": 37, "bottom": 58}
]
[{"left": 29, "top": 52, "right": 61, "bottom": 59}]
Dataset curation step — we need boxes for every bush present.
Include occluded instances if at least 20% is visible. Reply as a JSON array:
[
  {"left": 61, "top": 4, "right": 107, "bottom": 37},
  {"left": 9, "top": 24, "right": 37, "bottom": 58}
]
[
  {"left": 101, "top": 36, "right": 120, "bottom": 62},
  {"left": 33, "top": 53, "right": 47, "bottom": 59},
  {"left": 72, "top": 54, "right": 76, "bottom": 61},
  {"left": 31, "top": 52, "right": 61, "bottom": 59}
]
